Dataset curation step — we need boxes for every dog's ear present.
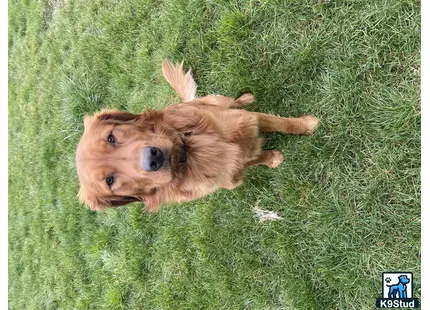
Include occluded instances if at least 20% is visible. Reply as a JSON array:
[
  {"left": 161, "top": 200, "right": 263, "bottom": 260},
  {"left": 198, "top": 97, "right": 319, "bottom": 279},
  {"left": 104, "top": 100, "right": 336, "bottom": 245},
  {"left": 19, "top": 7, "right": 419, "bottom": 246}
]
[
  {"left": 106, "top": 196, "right": 142, "bottom": 207},
  {"left": 109, "top": 195, "right": 162, "bottom": 213},
  {"left": 95, "top": 109, "right": 139, "bottom": 123},
  {"left": 78, "top": 187, "right": 141, "bottom": 211},
  {"left": 92, "top": 109, "right": 164, "bottom": 129}
]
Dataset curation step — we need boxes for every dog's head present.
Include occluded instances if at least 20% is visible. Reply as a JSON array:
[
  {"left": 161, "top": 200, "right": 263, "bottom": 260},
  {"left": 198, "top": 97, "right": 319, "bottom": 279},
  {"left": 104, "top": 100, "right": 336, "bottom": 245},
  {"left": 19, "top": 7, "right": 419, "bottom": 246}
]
[
  {"left": 398, "top": 275, "right": 410, "bottom": 285},
  {"left": 75, "top": 109, "right": 187, "bottom": 211}
]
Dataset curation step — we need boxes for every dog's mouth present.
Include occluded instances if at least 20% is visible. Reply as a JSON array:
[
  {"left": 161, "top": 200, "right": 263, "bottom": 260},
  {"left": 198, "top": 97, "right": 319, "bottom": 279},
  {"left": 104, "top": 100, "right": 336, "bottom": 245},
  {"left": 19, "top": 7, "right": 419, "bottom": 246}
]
[
  {"left": 178, "top": 138, "right": 188, "bottom": 163},
  {"left": 170, "top": 137, "right": 188, "bottom": 169}
]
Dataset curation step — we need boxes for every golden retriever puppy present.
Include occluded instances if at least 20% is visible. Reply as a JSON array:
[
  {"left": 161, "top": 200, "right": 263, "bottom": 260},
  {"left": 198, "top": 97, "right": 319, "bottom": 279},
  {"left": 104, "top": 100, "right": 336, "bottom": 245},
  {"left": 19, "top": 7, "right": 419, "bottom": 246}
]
[{"left": 75, "top": 60, "right": 319, "bottom": 212}]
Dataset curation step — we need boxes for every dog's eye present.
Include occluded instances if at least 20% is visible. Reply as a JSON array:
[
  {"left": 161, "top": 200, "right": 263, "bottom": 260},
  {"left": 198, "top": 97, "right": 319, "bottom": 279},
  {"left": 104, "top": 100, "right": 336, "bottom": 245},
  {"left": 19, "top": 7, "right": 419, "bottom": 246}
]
[
  {"left": 107, "top": 133, "right": 115, "bottom": 144},
  {"left": 106, "top": 176, "right": 115, "bottom": 187}
]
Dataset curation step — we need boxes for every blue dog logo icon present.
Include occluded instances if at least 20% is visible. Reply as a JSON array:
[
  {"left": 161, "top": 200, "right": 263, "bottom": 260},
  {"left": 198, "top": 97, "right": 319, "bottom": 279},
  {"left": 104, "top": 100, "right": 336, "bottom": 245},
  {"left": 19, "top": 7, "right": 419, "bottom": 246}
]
[
  {"left": 386, "top": 275, "right": 409, "bottom": 299},
  {"left": 376, "top": 272, "right": 419, "bottom": 308}
]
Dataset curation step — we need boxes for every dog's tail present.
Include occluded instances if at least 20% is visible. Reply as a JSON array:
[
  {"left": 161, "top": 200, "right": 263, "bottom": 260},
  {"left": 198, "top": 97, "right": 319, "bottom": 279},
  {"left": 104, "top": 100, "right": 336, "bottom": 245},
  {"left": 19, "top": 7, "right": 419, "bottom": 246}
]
[{"left": 162, "top": 59, "right": 197, "bottom": 102}]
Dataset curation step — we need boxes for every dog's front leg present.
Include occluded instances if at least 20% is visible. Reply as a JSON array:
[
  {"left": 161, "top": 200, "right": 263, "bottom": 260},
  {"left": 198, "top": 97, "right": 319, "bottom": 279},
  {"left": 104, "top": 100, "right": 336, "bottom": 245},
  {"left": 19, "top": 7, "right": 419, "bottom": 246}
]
[
  {"left": 247, "top": 150, "right": 285, "bottom": 168},
  {"left": 400, "top": 287, "right": 407, "bottom": 298}
]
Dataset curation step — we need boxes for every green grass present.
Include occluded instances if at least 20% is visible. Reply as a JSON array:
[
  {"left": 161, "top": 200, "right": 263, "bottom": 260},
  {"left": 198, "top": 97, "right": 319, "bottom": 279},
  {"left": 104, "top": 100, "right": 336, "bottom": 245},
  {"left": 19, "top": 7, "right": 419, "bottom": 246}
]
[{"left": 8, "top": 0, "right": 420, "bottom": 309}]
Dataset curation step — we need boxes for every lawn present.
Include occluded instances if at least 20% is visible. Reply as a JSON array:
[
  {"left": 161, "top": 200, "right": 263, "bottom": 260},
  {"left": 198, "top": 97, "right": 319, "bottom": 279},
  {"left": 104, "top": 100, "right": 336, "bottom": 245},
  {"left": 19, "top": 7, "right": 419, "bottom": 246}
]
[{"left": 8, "top": 0, "right": 420, "bottom": 309}]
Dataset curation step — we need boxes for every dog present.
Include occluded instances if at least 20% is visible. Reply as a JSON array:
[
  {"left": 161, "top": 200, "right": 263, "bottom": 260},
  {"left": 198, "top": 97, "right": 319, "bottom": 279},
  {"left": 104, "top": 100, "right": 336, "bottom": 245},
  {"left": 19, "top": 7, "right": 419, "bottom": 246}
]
[
  {"left": 75, "top": 60, "right": 320, "bottom": 212},
  {"left": 387, "top": 275, "right": 410, "bottom": 299}
]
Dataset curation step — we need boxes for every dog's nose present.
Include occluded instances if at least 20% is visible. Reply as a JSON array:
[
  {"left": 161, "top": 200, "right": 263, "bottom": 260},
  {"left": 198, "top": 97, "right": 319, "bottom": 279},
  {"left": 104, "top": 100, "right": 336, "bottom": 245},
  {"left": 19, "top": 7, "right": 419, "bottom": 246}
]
[{"left": 142, "top": 147, "right": 165, "bottom": 172}]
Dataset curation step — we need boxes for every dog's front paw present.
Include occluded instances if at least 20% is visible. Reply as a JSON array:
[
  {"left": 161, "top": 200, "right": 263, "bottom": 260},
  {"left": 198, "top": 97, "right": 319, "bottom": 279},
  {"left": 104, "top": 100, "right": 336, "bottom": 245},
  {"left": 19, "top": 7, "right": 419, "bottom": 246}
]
[
  {"left": 300, "top": 115, "right": 320, "bottom": 135},
  {"left": 268, "top": 150, "right": 284, "bottom": 168}
]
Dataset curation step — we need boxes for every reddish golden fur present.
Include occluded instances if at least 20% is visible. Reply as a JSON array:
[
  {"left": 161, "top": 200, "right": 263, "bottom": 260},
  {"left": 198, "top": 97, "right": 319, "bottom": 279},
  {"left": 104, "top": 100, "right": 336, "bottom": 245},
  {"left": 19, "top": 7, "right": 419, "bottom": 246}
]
[{"left": 76, "top": 60, "right": 319, "bottom": 212}]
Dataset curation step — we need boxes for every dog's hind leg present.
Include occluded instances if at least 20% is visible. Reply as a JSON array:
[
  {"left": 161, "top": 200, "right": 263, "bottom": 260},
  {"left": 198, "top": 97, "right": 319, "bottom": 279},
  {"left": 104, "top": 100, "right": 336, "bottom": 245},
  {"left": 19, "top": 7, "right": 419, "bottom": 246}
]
[
  {"left": 231, "top": 93, "right": 255, "bottom": 108},
  {"left": 388, "top": 286, "right": 398, "bottom": 299},
  {"left": 195, "top": 93, "right": 255, "bottom": 109},
  {"left": 251, "top": 112, "right": 319, "bottom": 135}
]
